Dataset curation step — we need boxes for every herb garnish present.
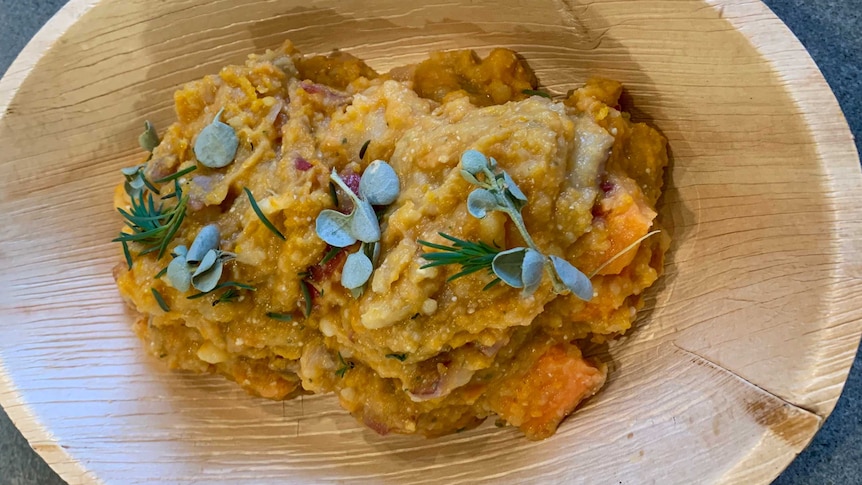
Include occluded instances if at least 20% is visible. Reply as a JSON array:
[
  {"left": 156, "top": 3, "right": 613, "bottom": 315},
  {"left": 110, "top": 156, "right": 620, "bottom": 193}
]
[
  {"left": 151, "top": 287, "right": 170, "bottom": 312},
  {"left": 114, "top": 181, "right": 188, "bottom": 259},
  {"left": 522, "top": 89, "right": 552, "bottom": 99},
  {"left": 244, "top": 187, "right": 286, "bottom": 240},
  {"left": 121, "top": 241, "right": 133, "bottom": 270},
  {"left": 420, "top": 150, "right": 593, "bottom": 300},
  {"left": 359, "top": 140, "right": 371, "bottom": 160},
  {"left": 266, "top": 312, "right": 294, "bottom": 322},
  {"left": 335, "top": 352, "right": 354, "bottom": 378},
  {"left": 418, "top": 233, "right": 501, "bottom": 286},
  {"left": 320, "top": 247, "right": 341, "bottom": 266},
  {"left": 299, "top": 278, "right": 313, "bottom": 318},
  {"left": 186, "top": 281, "right": 256, "bottom": 300},
  {"left": 153, "top": 165, "right": 197, "bottom": 184},
  {"left": 385, "top": 353, "right": 408, "bottom": 362},
  {"left": 139, "top": 121, "right": 160, "bottom": 154},
  {"left": 315, "top": 161, "right": 400, "bottom": 295},
  {"left": 194, "top": 108, "right": 239, "bottom": 168},
  {"left": 212, "top": 288, "right": 239, "bottom": 306},
  {"left": 165, "top": 225, "right": 236, "bottom": 293}
]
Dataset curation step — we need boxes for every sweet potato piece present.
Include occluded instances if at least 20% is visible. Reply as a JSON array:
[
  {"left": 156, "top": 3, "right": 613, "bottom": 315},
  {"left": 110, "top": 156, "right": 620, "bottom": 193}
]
[{"left": 489, "top": 343, "right": 607, "bottom": 440}]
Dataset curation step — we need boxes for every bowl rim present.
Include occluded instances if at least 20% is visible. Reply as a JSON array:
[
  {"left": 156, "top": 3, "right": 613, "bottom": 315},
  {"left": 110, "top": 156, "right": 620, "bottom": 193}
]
[{"left": 0, "top": 0, "right": 860, "bottom": 483}]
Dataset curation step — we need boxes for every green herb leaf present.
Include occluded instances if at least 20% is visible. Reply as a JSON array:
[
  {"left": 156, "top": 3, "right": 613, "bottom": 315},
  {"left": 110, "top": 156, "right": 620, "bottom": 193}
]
[
  {"left": 213, "top": 288, "right": 239, "bottom": 306},
  {"left": 359, "top": 139, "right": 371, "bottom": 160},
  {"left": 359, "top": 160, "right": 400, "bottom": 206},
  {"left": 121, "top": 240, "right": 133, "bottom": 270},
  {"left": 154, "top": 266, "right": 168, "bottom": 279},
  {"left": 266, "top": 312, "right": 294, "bottom": 322},
  {"left": 522, "top": 89, "right": 552, "bottom": 99},
  {"left": 139, "top": 121, "right": 160, "bottom": 152},
  {"left": 419, "top": 233, "right": 501, "bottom": 284},
  {"left": 194, "top": 108, "right": 239, "bottom": 168},
  {"left": 320, "top": 247, "right": 341, "bottom": 266},
  {"left": 335, "top": 352, "right": 353, "bottom": 378},
  {"left": 342, "top": 250, "right": 374, "bottom": 290},
  {"left": 186, "top": 281, "right": 256, "bottom": 300},
  {"left": 114, "top": 186, "right": 188, "bottom": 259},
  {"left": 151, "top": 287, "right": 170, "bottom": 312},
  {"left": 153, "top": 165, "right": 197, "bottom": 184},
  {"left": 386, "top": 353, "right": 408, "bottom": 361},
  {"left": 550, "top": 255, "right": 593, "bottom": 301},
  {"left": 300, "top": 279, "right": 313, "bottom": 318},
  {"left": 244, "top": 187, "right": 286, "bottom": 240},
  {"left": 328, "top": 181, "right": 339, "bottom": 207}
]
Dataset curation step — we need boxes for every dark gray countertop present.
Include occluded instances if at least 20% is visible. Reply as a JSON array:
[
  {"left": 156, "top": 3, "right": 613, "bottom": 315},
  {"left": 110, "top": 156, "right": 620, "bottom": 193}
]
[{"left": 0, "top": 1, "right": 859, "bottom": 484}]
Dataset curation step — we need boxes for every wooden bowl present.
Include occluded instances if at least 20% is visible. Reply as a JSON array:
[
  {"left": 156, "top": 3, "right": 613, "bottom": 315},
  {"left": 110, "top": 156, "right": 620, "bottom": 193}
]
[{"left": 1, "top": 0, "right": 860, "bottom": 483}]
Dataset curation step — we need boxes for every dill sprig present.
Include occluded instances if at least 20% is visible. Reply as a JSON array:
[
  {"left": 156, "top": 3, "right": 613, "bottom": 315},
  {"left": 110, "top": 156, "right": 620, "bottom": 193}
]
[
  {"left": 114, "top": 179, "right": 188, "bottom": 259},
  {"left": 419, "top": 233, "right": 501, "bottom": 285},
  {"left": 153, "top": 165, "right": 197, "bottom": 184},
  {"left": 335, "top": 352, "right": 353, "bottom": 378},
  {"left": 151, "top": 288, "right": 170, "bottom": 312},
  {"left": 266, "top": 312, "right": 294, "bottom": 322},
  {"left": 244, "top": 187, "right": 286, "bottom": 240},
  {"left": 187, "top": 281, "right": 256, "bottom": 300},
  {"left": 299, "top": 279, "right": 313, "bottom": 318}
]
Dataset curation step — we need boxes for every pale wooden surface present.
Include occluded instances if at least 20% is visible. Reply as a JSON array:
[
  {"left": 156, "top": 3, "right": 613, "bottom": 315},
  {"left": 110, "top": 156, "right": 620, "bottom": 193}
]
[{"left": 0, "top": 0, "right": 860, "bottom": 484}]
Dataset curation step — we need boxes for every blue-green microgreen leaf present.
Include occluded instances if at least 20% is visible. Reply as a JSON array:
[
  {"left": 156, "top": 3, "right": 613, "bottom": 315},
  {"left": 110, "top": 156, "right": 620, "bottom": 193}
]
[
  {"left": 191, "top": 249, "right": 236, "bottom": 293},
  {"left": 166, "top": 255, "right": 192, "bottom": 292},
  {"left": 521, "top": 249, "right": 545, "bottom": 296},
  {"left": 194, "top": 108, "right": 239, "bottom": 168},
  {"left": 350, "top": 199, "right": 381, "bottom": 243},
  {"left": 502, "top": 171, "right": 528, "bottom": 203},
  {"left": 151, "top": 287, "right": 170, "bottom": 312},
  {"left": 467, "top": 188, "right": 501, "bottom": 219},
  {"left": 121, "top": 164, "right": 145, "bottom": 177},
  {"left": 550, "top": 255, "right": 593, "bottom": 301},
  {"left": 359, "top": 160, "right": 400, "bottom": 206},
  {"left": 139, "top": 121, "right": 160, "bottom": 152},
  {"left": 315, "top": 210, "right": 357, "bottom": 248},
  {"left": 460, "top": 170, "right": 482, "bottom": 186},
  {"left": 244, "top": 187, "right": 286, "bottom": 240},
  {"left": 186, "top": 224, "right": 220, "bottom": 263},
  {"left": 492, "top": 247, "right": 528, "bottom": 288},
  {"left": 173, "top": 245, "right": 188, "bottom": 258},
  {"left": 461, "top": 149, "right": 488, "bottom": 175},
  {"left": 341, "top": 250, "right": 374, "bottom": 290}
]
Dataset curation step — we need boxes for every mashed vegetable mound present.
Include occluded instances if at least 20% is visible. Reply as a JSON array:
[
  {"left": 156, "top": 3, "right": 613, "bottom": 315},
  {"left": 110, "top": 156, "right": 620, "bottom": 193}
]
[{"left": 113, "top": 40, "right": 669, "bottom": 440}]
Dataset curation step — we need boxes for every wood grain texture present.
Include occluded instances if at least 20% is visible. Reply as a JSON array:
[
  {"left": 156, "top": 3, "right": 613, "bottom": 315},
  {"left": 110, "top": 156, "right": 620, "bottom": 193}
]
[{"left": 0, "top": 0, "right": 859, "bottom": 483}]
